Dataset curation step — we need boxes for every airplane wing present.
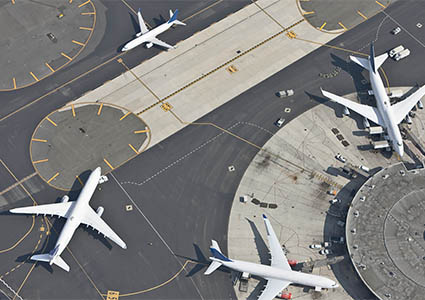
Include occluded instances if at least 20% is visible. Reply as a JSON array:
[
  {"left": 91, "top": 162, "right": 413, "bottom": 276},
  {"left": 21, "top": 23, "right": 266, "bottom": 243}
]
[
  {"left": 392, "top": 85, "right": 425, "bottom": 124},
  {"left": 81, "top": 208, "right": 127, "bottom": 249},
  {"left": 321, "top": 89, "right": 383, "bottom": 126},
  {"left": 10, "top": 202, "right": 74, "bottom": 218},
  {"left": 137, "top": 9, "right": 149, "bottom": 34},
  {"left": 258, "top": 278, "right": 291, "bottom": 300},
  {"left": 262, "top": 215, "right": 291, "bottom": 271},
  {"left": 148, "top": 37, "right": 175, "bottom": 49}
]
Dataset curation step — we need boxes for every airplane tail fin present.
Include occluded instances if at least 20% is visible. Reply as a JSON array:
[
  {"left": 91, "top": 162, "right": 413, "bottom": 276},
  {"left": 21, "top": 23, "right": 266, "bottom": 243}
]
[
  {"left": 168, "top": 9, "right": 186, "bottom": 26},
  {"left": 350, "top": 42, "right": 388, "bottom": 73},
  {"left": 209, "top": 240, "right": 232, "bottom": 262},
  {"left": 31, "top": 254, "right": 70, "bottom": 272}
]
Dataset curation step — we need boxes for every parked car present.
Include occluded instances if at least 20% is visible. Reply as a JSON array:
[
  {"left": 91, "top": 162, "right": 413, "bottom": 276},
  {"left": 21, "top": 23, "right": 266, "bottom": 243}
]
[
  {"left": 330, "top": 198, "right": 341, "bottom": 204},
  {"left": 309, "top": 244, "right": 322, "bottom": 249},
  {"left": 275, "top": 117, "right": 285, "bottom": 127},
  {"left": 319, "top": 249, "right": 333, "bottom": 255},
  {"left": 335, "top": 153, "right": 346, "bottom": 163},
  {"left": 392, "top": 27, "right": 401, "bottom": 35}
]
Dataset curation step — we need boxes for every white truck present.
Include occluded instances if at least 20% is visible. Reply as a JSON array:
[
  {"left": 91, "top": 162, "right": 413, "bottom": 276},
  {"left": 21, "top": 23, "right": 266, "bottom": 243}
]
[
  {"left": 389, "top": 45, "right": 404, "bottom": 58},
  {"left": 394, "top": 48, "right": 410, "bottom": 61}
]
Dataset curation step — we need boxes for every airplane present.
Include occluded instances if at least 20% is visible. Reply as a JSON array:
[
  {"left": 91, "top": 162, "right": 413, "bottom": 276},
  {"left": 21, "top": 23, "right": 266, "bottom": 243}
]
[
  {"left": 121, "top": 9, "right": 186, "bottom": 51},
  {"left": 204, "top": 215, "right": 338, "bottom": 299},
  {"left": 9, "top": 167, "right": 127, "bottom": 272},
  {"left": 321, "top": 42, "right": 425, "bottom": 157}
]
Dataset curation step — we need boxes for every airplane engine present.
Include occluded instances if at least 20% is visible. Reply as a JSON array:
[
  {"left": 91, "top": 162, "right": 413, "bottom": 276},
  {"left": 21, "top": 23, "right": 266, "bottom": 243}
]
[
  {"left": 61, "top": 195, "right": 69, "bottom": 203},
  {"left": 145, "top": 42, "right": 153, "bottom": 48},
  {"left": 136, "top": 32, "right": 143, "bottom": 37},
  {"left": 96, "top": 206, "right": 104, "bottom": 217},
  {"left": 405, "top": 115, "right": 412, "bottom": 124},
  {"left": 342, "top": 106, "right": 350, "bottom": 116},
  {"left": 363, "top": 118, "right": 370, "bottom": 128},
  {"left": 418, "top": 100, "right": 424, "bottom": 109}
]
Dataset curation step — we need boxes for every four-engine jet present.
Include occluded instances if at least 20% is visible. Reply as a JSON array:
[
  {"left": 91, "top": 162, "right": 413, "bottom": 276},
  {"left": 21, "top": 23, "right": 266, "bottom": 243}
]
[
  {"left": 321, "top": 42, "right": 425, "bottom": 157},
  {"left": 10, "top": 167, "right": 127, "bottom": 272},
  {"left": 122, "top": 9, "right": 186, "bottom": 51},
  {"left": 204, "top": 215, "right": 338, "bottom": 299}
]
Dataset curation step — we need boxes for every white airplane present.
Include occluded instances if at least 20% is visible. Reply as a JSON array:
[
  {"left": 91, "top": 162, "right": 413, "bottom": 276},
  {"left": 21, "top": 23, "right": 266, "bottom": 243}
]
[
  {"left": 121, "top": 9, "right": 186, "bottom": 51},
  {"left": 204, "top": 215, "right": 338, "bottom": 299},
  {"left": 10, "top": 167, "right": 127, "bottom": 272},
  {"left": 321, "top": 42, "right": 425, "bottom": 157}
]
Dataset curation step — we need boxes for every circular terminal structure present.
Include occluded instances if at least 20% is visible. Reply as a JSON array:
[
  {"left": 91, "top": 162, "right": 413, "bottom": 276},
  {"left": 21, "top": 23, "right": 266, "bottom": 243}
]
[
  {"left": 347, "top": 163, "right": 425, "bottom": 300},
  {"left": 30, "top": 103, "right": 150, "bottom": 191},
  {"left": 0, "top": 0, "right": 96, "bottom": 91},
  {"left": 297, "top": 0, "right": 390, "bottom": 32}
]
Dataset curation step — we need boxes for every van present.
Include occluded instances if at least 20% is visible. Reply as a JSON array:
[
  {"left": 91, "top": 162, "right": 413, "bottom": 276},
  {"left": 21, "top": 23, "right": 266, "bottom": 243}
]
[
  {"left": 389, "top": 45, "right": 404, "bottom": 58},
  {"left": 394, "top": 48, "right": 410, "bottom": 61},
  {"left": 359, "top": 165, "right": 370, "bottom": 173}
]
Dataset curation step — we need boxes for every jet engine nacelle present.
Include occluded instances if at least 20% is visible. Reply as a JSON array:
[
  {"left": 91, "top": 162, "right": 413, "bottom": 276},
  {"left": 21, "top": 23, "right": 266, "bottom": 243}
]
[
  {"left": 96, "top": 206, "right": 104, "bottom": 217},
  {"left": 145, "top": 42, "right": 153, "bottom": 48},
  {"left": 136, "top": 32, "right": 143, "bottom": 37},
  {"left": 363, "top": 118, "right": 370, "bottom": 128},
  {"left": 405, "top": 115, "right": 412, "bottom": 124},
  {"left": 342, "top": 106, "right": 350, "bottom": 116},
  {"left": 61, "top": 195, "right": 69, "bottom": 203},
  {"left": 418, "top": 100, "right": 423, "bottom": 109}
]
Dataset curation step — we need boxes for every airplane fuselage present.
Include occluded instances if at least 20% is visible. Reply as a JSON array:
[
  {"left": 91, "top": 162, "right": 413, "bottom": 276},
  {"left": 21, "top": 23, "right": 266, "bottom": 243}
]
[
  {"left": 369, "top": 65, "right": 404, "bottom": 156},
  {"left": 122, "top": 22, "right": 173, "bottom": 51},
  {"left": 216, "top": 258, "right": 337, "bottom": 290},
  {"left": 51, "top": 167, "right": 101, "bottom": 262}
]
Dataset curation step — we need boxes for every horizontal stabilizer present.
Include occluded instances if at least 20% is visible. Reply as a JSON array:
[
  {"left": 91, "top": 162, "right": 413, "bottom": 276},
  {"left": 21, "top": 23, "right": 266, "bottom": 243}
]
[
  {"left": 350, "top": 56, "right": 370, "bottom": 71},
  {"left": 53, "top": 255, "right": 70, "bottom": 272},
  {"left": 204, "top": 260, "right": 222, "bottom": 275},
  {"left": 31, "top": 254, "right": 51, "bottom": 263}
]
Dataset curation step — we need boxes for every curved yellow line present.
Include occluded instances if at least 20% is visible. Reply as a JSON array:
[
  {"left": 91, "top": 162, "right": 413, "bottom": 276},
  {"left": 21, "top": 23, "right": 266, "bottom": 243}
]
[
  {"left": 0, "top": 215, "right": 35, "bottom": 254},
  {"left": 103, "top": 260, "right": 193, "bottom": 297}
]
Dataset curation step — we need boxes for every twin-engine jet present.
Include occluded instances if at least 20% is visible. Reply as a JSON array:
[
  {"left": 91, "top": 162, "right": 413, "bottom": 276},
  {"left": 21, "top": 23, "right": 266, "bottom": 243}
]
[
  {"left": 122, "top": 9, "right": 186, "bottom": 51},
  {"left": 204, "top": 215, "right": 338, "bottom": 299},
  {"left": 321, "top": 43, "right": 425, "bottom": 157},
  {"left": 10, "top": 167, "right": 126, "bottom": 272}
]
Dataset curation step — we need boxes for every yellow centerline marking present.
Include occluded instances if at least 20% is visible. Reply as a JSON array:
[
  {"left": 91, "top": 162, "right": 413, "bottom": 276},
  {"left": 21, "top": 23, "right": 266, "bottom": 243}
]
[
  {"left": 33, "top": 159, "right": 49, "bottom": 164},
  {"left": 303, "top": 11, "right": 315, "bottom": 15},
  {"left": 45, "top": 62, "right": 55, "bottom": 72},
  {"left": 72, "top": 104, "right": 76, "bottom": 117},
  {"left": 134, "top": 129, "right": 149, "bottom": 134},
  {"left": 319, "top": 22, "right": 327, "bottom": 31},
  {"left": 97, "top": 103, "right": 103, "bottom": 115},
  {"left": 103, "top": 158, "right": 114, "bottom": 170},
  {"left": 30, "top": 72, "right": 39, "bottom": 82},
  {"left": 46, "top": 117, "right": 57, "bottom": 126},
  {"left": 357, "top": 10, "right": 368, "bottom": 20},
  {"left": 78, "top": 0, "right": 90, "bottom": 7},
  {"left": 81, "top": 12, "right": 95, "bottom": 15},
  {"left": 47, "top": 172, "right": 59, "bottom": 183},
  {"left": 120, "top": 112, "right": 131, "bottom": 121},
  {"left": 338, "top": 22, "right": 347, "bottom": 30},
  {"left": 11, "top": 0, "right": 15, "bottom": 4},
  {"left": 61, "top": 52, "right": 73, "bottom": 61},
  {"left": 32, "top": 138, "right": 47, "bottom": 142},
  {"left": 79, "top": 26, "right": 93, "bottom": 31},
  {"left": 76, "top": 175, "right": 84, "bottom": 186},
  {"left": 376, "top": 0, "right": 386, "bottom": 8},
  {"left": 128, "top": 144, "right": 139, "bottom": 154},
  {"left": 12, "top": 77, "right": 16, "bottom": 89},
  {"left": 72, "top": 40, "right": 85, "bottom": 46}
]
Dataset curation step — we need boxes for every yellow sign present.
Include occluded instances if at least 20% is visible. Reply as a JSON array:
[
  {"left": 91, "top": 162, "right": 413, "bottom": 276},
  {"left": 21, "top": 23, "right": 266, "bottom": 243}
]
[
  {"left": 161, "top": 102, "right": 173, "bottom": 112},
  {"left": 107, "top": 290, "right": 119, "bottom": 300}
]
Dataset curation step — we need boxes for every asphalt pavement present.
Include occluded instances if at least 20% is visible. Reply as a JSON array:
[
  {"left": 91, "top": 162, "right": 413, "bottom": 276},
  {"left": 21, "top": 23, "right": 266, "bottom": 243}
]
[{"left": 1, "top": 0, "right": 425, "bottom": 299}]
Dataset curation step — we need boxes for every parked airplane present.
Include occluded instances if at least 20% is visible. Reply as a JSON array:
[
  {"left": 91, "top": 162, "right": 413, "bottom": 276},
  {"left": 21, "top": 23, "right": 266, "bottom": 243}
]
[
  {"left": 122, "top": 9, "right": 186, "bottom": 51},
  {"left": 204, "top": 215, "right": 338, "bottom": 299},
  {"left": 10, "top": 167, "right": 126, "bottom": 272},
  {"left": 321, "top": 42, "right": 425, "bottom": 157}
]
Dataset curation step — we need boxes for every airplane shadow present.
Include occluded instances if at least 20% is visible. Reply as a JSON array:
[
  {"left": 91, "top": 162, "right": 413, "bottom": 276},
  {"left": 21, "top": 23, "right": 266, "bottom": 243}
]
[
  {"left": 176, "top": 244, "right": 210, "bottom": 277},
  {"left": 246, "top": 218, "right": 270, "bottom": 265}
]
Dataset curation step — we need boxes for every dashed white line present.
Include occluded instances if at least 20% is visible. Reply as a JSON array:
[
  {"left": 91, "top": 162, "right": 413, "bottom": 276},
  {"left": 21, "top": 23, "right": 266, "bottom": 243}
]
[
  {"left": 121, "top": 121, "right": 273, "bottom": 186},
  {"left": 382, "top": 10, "right": 425, "bottom": 48}
]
